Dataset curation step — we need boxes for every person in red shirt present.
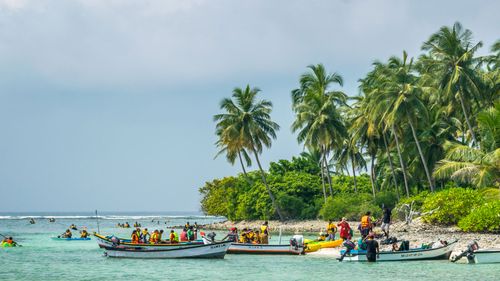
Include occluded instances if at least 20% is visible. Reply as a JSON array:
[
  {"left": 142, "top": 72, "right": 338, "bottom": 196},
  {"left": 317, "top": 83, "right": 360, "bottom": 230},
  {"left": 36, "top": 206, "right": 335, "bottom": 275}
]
[{"left": 337, "top": 217, "right": 351, "bottom": 240}]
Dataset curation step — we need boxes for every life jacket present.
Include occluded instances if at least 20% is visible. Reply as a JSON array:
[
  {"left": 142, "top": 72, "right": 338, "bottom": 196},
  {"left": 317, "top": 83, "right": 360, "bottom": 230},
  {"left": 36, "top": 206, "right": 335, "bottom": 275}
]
[
  {"left": 261, "top": 225, "right": 268, "bottom": 234},
  {"left": 150, "top": 232, "right": 159, "bottom": 243},
  {"left": 81, "top": 231, "right": 88, "bottom": 238},
  {"left": 131, "top": 233, "right": 139, "bottom": 243},
  {"left": 327, "top": 223, "right": 337, "bottom": 234},
  {"left": 361, "top": 216, "right": 370, "bottom": 228},
  {"left": 180, "top": 231, "right": 187, "bottom": 242},
  {"left": 239, "top": 233, "right": 247, "bottom": 243},
  {"left": 169, "top": 233, "right": 176, "bottom": 242},
  {"left": 173, "top": 232, "right": 179, "bottom": 242}
]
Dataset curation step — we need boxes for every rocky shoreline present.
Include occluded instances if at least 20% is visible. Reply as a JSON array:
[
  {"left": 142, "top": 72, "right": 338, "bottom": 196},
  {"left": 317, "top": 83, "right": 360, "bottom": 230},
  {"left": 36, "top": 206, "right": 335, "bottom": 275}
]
[{"left": 201, "top": 218, "right": 500, "bottom": 252}]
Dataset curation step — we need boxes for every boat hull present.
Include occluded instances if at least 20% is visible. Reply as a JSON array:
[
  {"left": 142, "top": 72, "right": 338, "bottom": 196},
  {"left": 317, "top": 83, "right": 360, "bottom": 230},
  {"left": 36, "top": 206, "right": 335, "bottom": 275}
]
[
  {"left": 342, "top": 241, "right": 456, "bottom": 262},
  {"left": 103, "top": 241, "right": 231, "bottom": 259},
  {"left": 228, "top": 243, "right": 304, "bottom": 255},
  {"left": 52, "top": 237, "right": 91, "bottom": 241},
  {"left": 469, "top": 249, "right": 500, "bottom": 264}
]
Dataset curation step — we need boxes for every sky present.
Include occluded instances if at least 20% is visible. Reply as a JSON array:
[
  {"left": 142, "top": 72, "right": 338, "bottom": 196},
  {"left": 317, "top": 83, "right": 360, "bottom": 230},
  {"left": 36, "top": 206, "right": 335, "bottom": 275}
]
[{"left": 0, "top": 0, "right": 498, "bottom": 212}]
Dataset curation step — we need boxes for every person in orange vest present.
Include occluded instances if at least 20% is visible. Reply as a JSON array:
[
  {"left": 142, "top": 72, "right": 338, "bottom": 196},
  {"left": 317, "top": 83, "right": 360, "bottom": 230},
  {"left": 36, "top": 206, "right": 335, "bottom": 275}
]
[
  {"left": 169, "top": 230, "right": 179, "bottom": 243},
  {"left": 131, "top": 230, "right": 140, "bottom": 243},
  {"left": 360, "top": 211, "right": 372, "bottom": 239},
  {"left": 150, "top": 230, "right": 160, "bottom": 244}
]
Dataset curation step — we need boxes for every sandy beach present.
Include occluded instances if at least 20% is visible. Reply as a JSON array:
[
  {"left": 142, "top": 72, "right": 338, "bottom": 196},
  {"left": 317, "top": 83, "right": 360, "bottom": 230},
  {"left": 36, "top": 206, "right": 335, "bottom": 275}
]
[{"left": 202, "top": 218, "right": 500, "bottom": 253}]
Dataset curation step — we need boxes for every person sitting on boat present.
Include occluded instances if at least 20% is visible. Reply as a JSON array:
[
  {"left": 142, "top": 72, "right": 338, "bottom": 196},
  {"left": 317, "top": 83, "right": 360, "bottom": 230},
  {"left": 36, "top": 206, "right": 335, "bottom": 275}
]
[
  {"left": 70, "top": 224, "right": 77, "bottom": 230},
  {"left": 253, "top": 230, "right": 261, "bottom": 244},
  {"left": 158, "top": 230, "right": 164, "bottom": 242},
  {"left": 124, "top": 222, "right": 130, "bottom": 228},
  {"left": 187, "top": 226, "right": 195, "bottom": 241},
  {"left": 133, "top": 221, "right": 141, "bottom": 227},
  {"left": 1, "top": 237, "right": 16, "bottom": 247},
  {"left": 360, "top": 212, "right": 372, "bottom": 239},
  {"left": 317, "top": 232, "right": 327, "bottom": 241},
  {"left": 326, "top": 219, "right": 337, "bottom": 241},
  {"left": 222, "top": 227, "right": 238, "bottom": 242},
  {"left": 142, "top": 228, "right": 150, "bottom": 243},
  {"left": 180, "top": 228, "right": 188, "bottom": 242},
  {"left": 80, "top": 229, "right": 89, "bottom": 238},
  {"left": 169, "top": 230, "right": 179, "bottom": 243},
  {"left": 131, "top": 230, "right": 140, "bottom": 243},
  {"left": 61, "top": 229, "right": 72, "bottom": 238},
  {"left": 150, "top": 230, "right": 160, "bottom": 244},
  {"left": 365, "top": 233, "right": 379, "bottom": 262},
  {"left": 337, "top": 217, "right": 351, "bottom": 240},
  {"left": 239, "top": 228, "right": 249, "bottom": 243}
]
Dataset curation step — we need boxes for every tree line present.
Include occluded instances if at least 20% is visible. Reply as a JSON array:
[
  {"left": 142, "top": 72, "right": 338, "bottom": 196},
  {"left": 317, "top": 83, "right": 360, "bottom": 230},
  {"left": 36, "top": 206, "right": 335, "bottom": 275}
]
[{"left": 210, "top": 22, "right": 499, "bottom": 221}]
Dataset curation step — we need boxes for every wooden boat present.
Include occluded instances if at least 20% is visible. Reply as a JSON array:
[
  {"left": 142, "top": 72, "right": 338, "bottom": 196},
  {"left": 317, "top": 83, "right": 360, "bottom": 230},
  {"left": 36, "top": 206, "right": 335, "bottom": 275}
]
[
  {"left": 467, "top": 249, "right": 500, "bottom": 264},
  {"left": 202, "top": 235, "right": 305, "bottom": 255},
  {"left": 340, "top": 240, "right": 457, "bottom": 262},
  {"left": 103, "top": 241, "right": 232, "bottom": 259},
  {"left": 94, "top": 233, "right": 202, "bottom": 249},
  {"left": 227, "top": 243, "right": 304, "bottom": 255}
]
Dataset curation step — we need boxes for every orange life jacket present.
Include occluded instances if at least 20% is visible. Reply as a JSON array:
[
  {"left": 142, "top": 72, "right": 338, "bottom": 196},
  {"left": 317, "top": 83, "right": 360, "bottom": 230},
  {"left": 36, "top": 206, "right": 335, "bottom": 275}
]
[
  {"left": 131, "top": 233, "right": 139, "bottom": 243},
  {"left": 361, "top": 215, "right": 370, "bottom": 228}
]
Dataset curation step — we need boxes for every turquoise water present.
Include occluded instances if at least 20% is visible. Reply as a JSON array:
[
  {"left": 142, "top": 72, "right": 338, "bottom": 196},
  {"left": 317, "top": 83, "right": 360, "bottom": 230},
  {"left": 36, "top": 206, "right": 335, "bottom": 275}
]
[{"left": 1, "top": 213, "right": 498, "bottom": 281}]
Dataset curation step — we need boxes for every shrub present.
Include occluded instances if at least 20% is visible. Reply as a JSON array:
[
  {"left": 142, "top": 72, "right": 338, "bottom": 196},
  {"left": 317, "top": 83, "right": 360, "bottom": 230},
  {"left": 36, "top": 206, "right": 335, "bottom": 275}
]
[
  {"left": 422, "top": 188, "right": 484, "bottom": 225},
  {"left": 276, "top": 194, "right": 305, "bottom": 220},
  {"left": 458, "top": 201, "right": 500, "bottom": 233},
  {"left": 319, "top": 193, "right": 381, "bottom": 221}
]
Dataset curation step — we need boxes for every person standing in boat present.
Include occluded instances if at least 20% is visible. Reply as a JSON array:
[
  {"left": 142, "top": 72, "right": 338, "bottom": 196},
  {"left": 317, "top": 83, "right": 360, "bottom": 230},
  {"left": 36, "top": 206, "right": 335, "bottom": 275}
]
[
  {"left": 142, "top": 228, "right": 150, "bottom": 243},
  {"left": 193, "top": 222, "right": 199, "bottom": 240},
  {"left": 187, "top": 226, "right": 195, "bottom": 241},
  {"left": 381, "top": 206, "right": 392, "bottom": 239},
  {"left": 337, "top": 217, "right": 351, "bottom": 240},
  {"left": 260, "top": 221, "right": 270, "bottom": 244},
  {"left": 365, "top": 233, "right": 379, "bottom": 262}
]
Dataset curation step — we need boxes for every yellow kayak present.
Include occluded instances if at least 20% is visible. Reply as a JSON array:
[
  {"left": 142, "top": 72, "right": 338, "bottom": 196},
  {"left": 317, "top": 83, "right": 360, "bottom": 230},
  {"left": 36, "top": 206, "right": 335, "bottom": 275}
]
[{"left": 304, "top": 239, "right": 343, "bottom": 253}]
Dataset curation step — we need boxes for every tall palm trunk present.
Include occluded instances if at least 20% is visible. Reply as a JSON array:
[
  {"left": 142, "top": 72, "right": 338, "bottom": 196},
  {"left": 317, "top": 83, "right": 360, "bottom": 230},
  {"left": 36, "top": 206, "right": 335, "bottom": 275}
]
[
  {"left": 250, "top": 145, "right": 284, "bottom": 221},
  {"left": 237, "top": 151, "right": 249, "bottom": 178},
  {"left": 370, "top": 154, "right": 376, "bottom": 198},
  {"left": 351, "top": 153, "right": 357, "bottom": 192},
  {"left": 392, "top": 125, "right": 410, "bottom": 197},
  {"left": 320, "top": 160, "right": 328, "bottom": 203},
  {"left": 407, "top": 118, "right": 435, "bottom": 192},
  {"left": 458, "top": 91, "right": 478, "bottom": 146},
  {"left": 322, "top": 146, "right": 334, "bottom": 196},
  {"left": 383, "top": 132, "right": 400, "bottom": 200}
]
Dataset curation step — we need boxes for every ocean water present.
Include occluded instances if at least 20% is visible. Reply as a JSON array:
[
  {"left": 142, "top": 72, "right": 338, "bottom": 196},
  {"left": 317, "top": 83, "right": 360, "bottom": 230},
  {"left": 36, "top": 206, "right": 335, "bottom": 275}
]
[{"left": 1, "top": 212, "right": 498, "bottom": 281}]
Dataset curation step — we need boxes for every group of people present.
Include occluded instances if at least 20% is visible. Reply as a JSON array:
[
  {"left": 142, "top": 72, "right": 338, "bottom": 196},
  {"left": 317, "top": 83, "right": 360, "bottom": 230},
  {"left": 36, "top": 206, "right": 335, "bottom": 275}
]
[
  {"left": 117, "top": 222, "right": 131, "bottom": 228},
  {"left": 222, "top": 221, "right": 270, "bottom": 244},
  {"left": 59, "top": 226, "right": 89, "bottom": 239},
  {"left": 129, "top": 222, "right": 200, "bottom": 244}
]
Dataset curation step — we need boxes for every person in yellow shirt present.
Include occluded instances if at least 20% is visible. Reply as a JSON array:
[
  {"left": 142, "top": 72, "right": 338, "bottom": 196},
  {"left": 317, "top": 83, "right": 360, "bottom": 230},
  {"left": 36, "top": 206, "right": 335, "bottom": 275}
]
[
  {"left": 260, "top": 221, "right": 270, "bottom": 244},
  {"left": 326, "top": 219, "right": 337, "bottom": 241}
]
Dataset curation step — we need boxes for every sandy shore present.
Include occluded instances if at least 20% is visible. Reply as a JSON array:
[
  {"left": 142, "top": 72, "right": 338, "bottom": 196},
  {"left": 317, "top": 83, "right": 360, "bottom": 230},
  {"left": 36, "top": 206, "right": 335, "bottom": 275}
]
[{"left": 202, "top": 218, "right": 500, "bottom": 253}]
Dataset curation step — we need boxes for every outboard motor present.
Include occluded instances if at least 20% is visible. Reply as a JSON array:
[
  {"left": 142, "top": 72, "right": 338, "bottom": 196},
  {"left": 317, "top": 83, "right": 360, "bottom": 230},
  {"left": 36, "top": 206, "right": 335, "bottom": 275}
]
[
  {"left": 110, "top": 236, "right": 120, "bottom": 246},
  {"left": 451, "top": 240, "right": 479, "bottom": 263},
  {"left": 206, "top": 232, "right": 217, "bottom": 243},
  {"left": 290, "top": 235, "right": 304, "bottom": 250}
]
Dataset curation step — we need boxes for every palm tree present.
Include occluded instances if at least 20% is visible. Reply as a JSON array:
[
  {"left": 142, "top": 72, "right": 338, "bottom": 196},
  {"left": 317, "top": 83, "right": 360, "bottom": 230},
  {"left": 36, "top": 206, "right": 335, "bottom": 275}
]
[
  {"left": 359, "top": 63, "right": 410, "bottom": 197},
  {"left": 214, "top": 85, "right": 284, "bottom": 220},
  {"left": 334, "top": 135, "right": 366, "bottom": 193},
  {"left": 291, "top": 64, "right": 347, "bottom": 201},
  {"left": 214, "top": 131, "right": 252, "bottom": 178},
  {"left": 421, "top": 22, "right": 484, "bottom": 146},
  {"left": 374, "top": 51, "right": 435, "bottom": 192}
]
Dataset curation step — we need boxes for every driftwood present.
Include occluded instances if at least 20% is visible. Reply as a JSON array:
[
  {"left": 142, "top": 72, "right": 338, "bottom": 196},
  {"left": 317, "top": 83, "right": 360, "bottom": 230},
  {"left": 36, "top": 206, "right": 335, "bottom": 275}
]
[{"left": 397, "top": 201, "right": 439, "bottom": 224}]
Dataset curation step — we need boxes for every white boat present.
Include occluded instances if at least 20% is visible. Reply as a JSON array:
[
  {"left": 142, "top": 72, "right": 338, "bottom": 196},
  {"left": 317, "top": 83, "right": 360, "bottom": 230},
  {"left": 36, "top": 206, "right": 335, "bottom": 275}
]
[
  {"left": 341, "top": 240, "right": 456, "bottom": 262},
  {"left": 94, "top": 233, "right": 202, "bottom": 249},
  {"left": 103, "top": 241, "right": 232, "bottom": 259},
  {"left": 468, "top": 249, "right": 500, "bottom": 264},
  {"left": 202, "top": 235, "right": 305, "bottom": 255}
]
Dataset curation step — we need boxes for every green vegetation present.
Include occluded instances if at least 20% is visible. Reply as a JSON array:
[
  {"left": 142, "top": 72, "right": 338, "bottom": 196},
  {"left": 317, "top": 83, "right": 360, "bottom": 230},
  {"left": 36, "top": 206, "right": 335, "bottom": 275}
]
[
  {"left": 205, "top": 22, "right": 499, "bottom": 232},
  {"left": 458, "top": 201, "right": 500, "bottom": 233}
]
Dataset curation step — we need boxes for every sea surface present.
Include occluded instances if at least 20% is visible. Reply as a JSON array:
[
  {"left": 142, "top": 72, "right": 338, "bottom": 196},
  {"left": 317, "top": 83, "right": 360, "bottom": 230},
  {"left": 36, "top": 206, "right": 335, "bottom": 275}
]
[{"left": 1, "top": 212, "right": 498, "bottom": 281}]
